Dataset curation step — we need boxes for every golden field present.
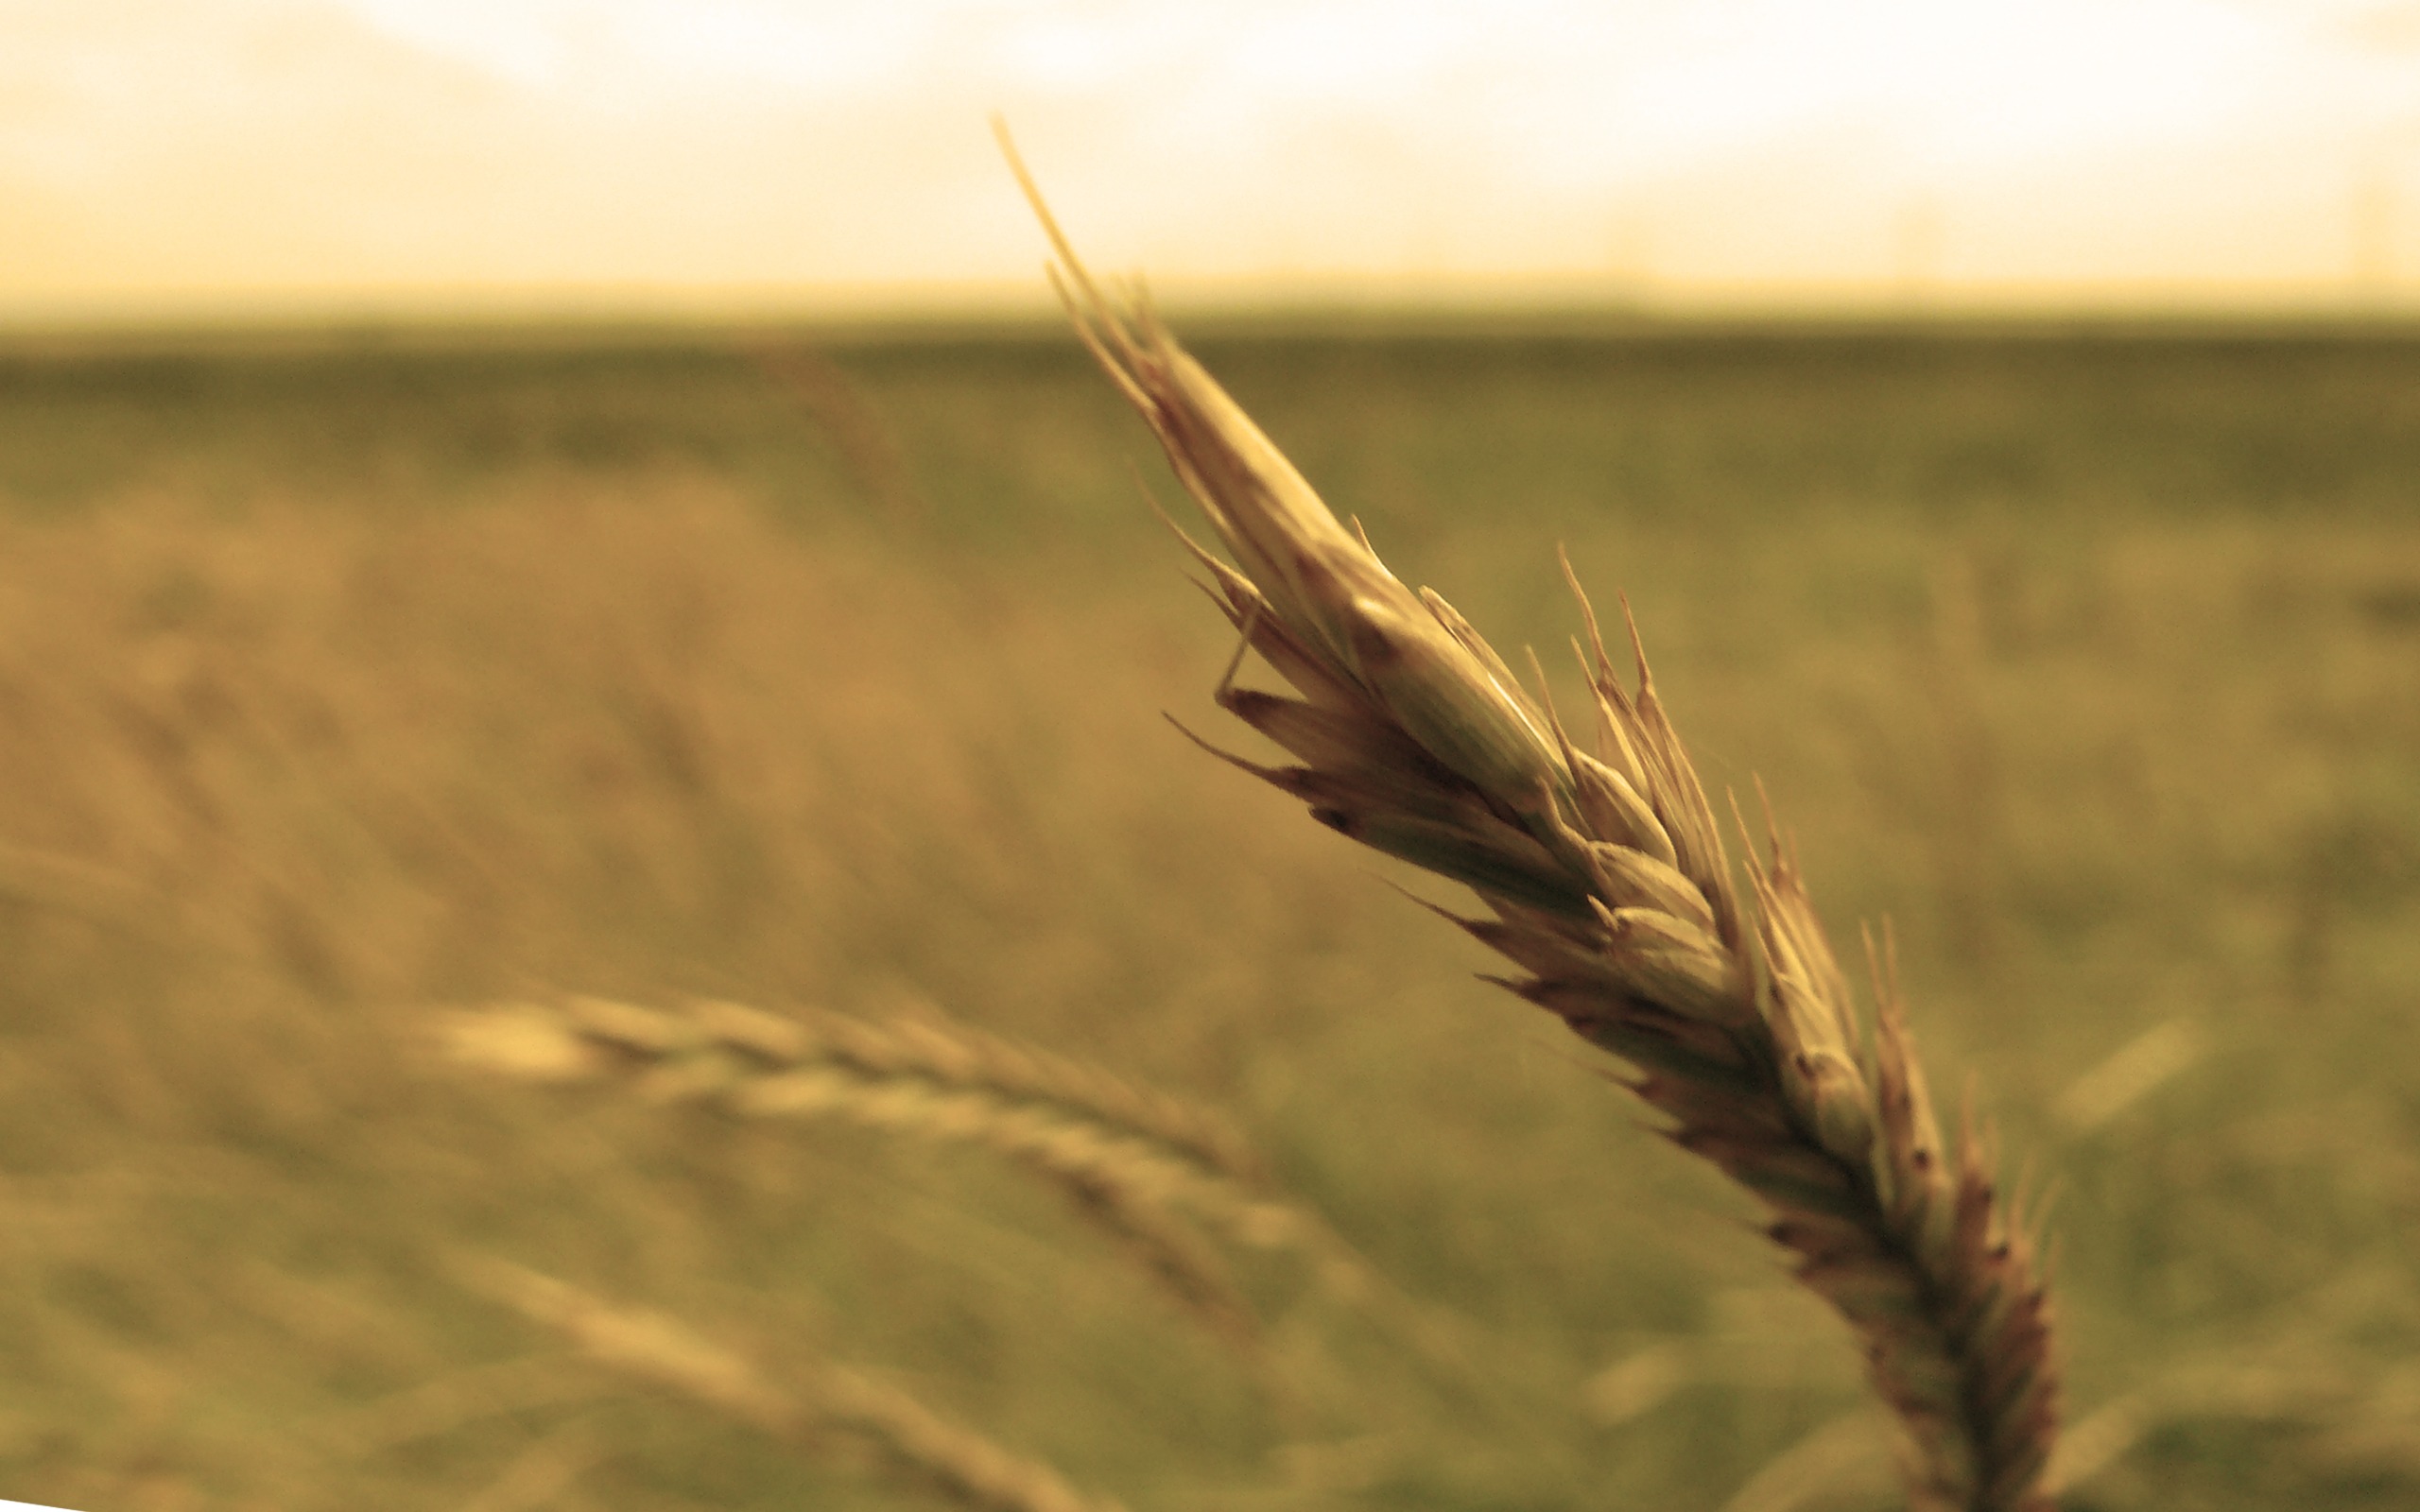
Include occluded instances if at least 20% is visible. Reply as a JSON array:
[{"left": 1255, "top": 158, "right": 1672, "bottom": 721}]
[{"left": 0, "top": 322, "right": 2416, "bottom": 1511}]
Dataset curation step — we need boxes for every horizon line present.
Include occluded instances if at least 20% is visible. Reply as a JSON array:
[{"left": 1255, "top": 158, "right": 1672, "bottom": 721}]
[{"left": 3, "top": 266, "right": 2416, "bottom": 334}]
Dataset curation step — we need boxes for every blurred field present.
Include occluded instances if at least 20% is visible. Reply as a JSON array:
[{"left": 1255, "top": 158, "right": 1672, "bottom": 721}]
[{"left": 0, "top": 321, "right": 2416, "bottom": 1512}]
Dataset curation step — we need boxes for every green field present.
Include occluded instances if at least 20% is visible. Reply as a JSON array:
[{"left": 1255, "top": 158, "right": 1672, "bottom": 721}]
[{"left": 1, "top": 321, "right": 2416, "bottom": 1512}]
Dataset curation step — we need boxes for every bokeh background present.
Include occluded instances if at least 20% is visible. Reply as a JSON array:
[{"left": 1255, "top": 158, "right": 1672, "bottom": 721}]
[{"left": 3, "top": 5, "right": 2418, "bottom": 1511}]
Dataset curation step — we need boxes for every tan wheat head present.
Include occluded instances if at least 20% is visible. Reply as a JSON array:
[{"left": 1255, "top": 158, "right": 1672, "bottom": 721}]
[
  {"left": 1004, "top": 129, "right": 2060, "bottom": 1512},
  {"left": 441, "top": 993, "right": 1368, "bottom": 1330}
]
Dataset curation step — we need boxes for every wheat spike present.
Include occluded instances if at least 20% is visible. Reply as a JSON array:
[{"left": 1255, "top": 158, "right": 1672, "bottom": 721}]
[
  {"left": 449, "top": 992, "right": 1561, "bottom": 1444},
  {"left": 441, "top": 993, "right": 1348, "bottom": 1331},
  {"left": 458, "top": 1257, "right": 1130, "bottom": 1512},
  {"left": 1002, "top": 129, "right": 2060, "bottom": 1512},
  {"left": 444, "top": 993, "right": 1301, "bottom": 1244}
]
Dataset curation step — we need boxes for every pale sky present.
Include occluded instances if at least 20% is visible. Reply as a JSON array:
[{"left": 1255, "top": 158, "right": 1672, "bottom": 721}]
[{"left": 4, "top": 0, "right": 2418, "bottom": 321}]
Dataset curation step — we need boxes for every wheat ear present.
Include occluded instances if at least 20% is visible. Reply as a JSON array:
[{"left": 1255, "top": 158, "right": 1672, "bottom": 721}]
[
  {"left": 442, "top": 994, "right": 1349, "bottom": 1325},
  {"left": 457, "top": 1256, "right": 1129, "bottom": 1512},
  {"left": 1002, "top": 133, "right": 2059, "bottom": 1512}
]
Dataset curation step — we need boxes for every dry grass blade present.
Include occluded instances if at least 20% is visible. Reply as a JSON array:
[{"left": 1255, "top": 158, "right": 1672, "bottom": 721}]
[
  {"left": 1001, "top": 129, "right": 2061, "bottom": 1512},
  {"left": 457, "top": 1256, "right": 1130, "bottom": 1512}
]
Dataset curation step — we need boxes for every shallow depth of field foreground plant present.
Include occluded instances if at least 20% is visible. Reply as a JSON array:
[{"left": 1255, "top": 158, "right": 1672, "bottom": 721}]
[{"left": 1008, "top": 142, "right": 2060, "bottom": 1512}]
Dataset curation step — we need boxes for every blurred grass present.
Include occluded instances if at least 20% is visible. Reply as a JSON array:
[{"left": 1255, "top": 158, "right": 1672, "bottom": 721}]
[{"left": 0, "top": 322, "right": 2416, "bottom": 1511}]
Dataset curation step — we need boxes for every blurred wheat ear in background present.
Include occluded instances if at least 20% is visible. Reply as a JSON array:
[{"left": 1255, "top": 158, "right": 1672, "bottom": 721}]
[{"left": 1002, "top": 127, "right": 2058, "bottom": 1512}]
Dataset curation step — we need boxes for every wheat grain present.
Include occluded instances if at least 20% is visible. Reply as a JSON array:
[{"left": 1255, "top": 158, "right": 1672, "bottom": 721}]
[{"left": 1002, "top": 126, "right": 2060, "bottom": 1512}]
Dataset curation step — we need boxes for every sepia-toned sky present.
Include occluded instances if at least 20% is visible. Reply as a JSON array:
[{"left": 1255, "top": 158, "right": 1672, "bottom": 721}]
[{"left": 4, "top": 0, "right": 2418, "bottom": 321}]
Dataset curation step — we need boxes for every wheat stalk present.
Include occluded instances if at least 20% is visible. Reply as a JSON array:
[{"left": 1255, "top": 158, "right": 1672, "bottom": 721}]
[
  {"left": 1002, "top": 129, "right": 2060, "bottom": 1512},
  {"left": 457, "top": 1256, "right": 1130, "bottom": 1512}
]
